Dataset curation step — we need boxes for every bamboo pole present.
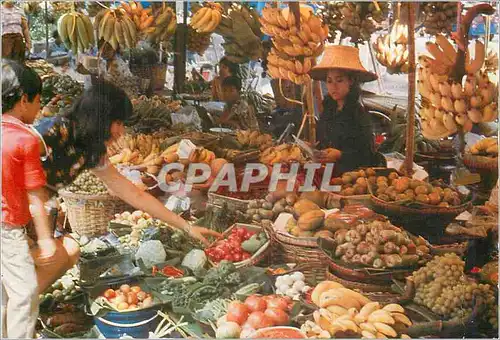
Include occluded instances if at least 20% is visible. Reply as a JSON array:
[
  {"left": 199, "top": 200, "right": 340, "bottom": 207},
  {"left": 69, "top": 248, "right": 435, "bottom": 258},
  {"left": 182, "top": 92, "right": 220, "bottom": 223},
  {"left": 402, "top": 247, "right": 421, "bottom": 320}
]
[{"left": 403, "top": 3, "right": 416, "bottom": 176}]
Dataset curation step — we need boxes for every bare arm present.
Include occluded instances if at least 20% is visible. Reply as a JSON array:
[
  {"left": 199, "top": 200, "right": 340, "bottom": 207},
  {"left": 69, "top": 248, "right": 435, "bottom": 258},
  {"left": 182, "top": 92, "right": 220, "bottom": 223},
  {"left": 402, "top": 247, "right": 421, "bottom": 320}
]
[
  {"left": 21, "top": 16, "right": 31, "bottom": 50},
  {"left": 28, "top": 188, "right": 57, "bottom": 264},
  {"left": 92, "top": 165, "right": 220, "bottom": 244}
]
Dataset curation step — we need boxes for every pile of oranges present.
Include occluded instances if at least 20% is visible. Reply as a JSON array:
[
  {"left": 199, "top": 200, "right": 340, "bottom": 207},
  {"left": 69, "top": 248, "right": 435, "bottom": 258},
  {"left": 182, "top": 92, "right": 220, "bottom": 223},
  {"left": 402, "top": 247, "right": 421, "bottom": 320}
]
[{"left": 102, "top": 284, "right": 154, "bottom": 311}]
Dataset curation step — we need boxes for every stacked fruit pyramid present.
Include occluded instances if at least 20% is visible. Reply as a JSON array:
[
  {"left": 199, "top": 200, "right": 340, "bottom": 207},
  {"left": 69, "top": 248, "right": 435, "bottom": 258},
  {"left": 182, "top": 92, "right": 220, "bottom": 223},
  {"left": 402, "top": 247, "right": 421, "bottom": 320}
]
[
  {"left": 260, "top": 5, "right": 328, "bottom": 85},
  {"left": 418, "top": 34, "right": 498, "bottom": 139}
]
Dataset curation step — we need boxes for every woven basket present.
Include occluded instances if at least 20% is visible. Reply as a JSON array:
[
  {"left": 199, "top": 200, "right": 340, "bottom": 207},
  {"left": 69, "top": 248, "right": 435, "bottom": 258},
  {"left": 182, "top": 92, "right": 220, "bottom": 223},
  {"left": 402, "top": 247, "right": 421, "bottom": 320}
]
[
  {"left": 207, "top": 193, "right": 251, "bottom": 212},
  {"left": 464, "top": 154, "right": 498, "bottom": 171},
  {"left": 59, "top": 190, "right": 131, "bottom": 237},
  {"left": 207, "top": 223, "right": 272, "bottom": 269},
  {"left": 270, "top": 229, "right": 328, "bottom": 284}
]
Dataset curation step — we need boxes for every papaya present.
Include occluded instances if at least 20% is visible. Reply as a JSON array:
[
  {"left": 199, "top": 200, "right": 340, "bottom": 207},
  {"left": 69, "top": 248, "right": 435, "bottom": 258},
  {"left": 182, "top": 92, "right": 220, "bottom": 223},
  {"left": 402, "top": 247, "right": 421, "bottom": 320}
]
[
  {"left": 300, "top": 191, "right": 327, "bottom": 207},
  {"left": 293, "top": 199, "right": 320, "bottom": 217},
  {"left": 297, "top": 210, "right": 325, "bottom": 231}
]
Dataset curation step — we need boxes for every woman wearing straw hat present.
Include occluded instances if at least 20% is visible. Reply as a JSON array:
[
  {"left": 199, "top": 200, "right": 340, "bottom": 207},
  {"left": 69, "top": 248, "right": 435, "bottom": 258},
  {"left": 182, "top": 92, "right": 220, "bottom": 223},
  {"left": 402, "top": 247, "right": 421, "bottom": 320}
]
[{"left": 310, "top": 45, "right": 384, "bottom": 176}]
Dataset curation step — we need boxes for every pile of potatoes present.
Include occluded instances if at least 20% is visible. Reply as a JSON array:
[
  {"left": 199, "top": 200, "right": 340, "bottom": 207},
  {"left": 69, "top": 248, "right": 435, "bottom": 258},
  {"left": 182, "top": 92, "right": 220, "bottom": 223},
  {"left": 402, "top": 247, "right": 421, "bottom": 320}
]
[
  {"left": 330, "top": 168, "right": 378, "bottom": 196},
  {"left": 371, "top": 173, "right": 462, "bottom": 207},
  {"left": 245, "top": 193, "right": 299, "bottom": 225}
]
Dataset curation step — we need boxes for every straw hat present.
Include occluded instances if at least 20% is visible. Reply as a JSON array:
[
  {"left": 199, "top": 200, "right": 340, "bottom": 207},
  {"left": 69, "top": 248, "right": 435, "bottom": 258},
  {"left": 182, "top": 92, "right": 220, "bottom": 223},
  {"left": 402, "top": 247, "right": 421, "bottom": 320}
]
[{"left": 310, "top": 45, "right": 377, "bottom": 83}]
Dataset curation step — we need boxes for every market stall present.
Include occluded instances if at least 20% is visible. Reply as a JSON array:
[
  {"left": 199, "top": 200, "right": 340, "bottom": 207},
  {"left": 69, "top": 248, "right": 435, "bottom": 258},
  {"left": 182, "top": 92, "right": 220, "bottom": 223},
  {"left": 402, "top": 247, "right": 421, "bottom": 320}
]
[{"left": 4, "top": 1, "right": 498, "bottom": 339}]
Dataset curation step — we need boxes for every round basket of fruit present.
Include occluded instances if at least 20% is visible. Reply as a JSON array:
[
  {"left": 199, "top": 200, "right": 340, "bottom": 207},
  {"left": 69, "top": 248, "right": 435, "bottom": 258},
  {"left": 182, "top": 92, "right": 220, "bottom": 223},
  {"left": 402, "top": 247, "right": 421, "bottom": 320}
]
[{"left": 464, "top": 137, "right": 498, "bottom": 171}]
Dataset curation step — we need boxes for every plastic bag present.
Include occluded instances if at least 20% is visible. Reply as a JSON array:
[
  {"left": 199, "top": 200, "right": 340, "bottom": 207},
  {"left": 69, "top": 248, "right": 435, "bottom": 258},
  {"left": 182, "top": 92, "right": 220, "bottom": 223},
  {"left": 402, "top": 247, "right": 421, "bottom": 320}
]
[
  {"left": 135, "top": 240, "right": 167, "bottom": 267},
  {"left": 171, "top": 106, "right": 202, "bottom": 129}
]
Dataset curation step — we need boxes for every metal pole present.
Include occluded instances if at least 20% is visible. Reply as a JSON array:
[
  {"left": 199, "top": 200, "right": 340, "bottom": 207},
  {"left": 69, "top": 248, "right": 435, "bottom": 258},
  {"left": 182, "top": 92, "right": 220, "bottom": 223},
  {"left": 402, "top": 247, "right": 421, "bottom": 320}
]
[{"left": 403, "top": 3, "right": 416, "bottom": 176}]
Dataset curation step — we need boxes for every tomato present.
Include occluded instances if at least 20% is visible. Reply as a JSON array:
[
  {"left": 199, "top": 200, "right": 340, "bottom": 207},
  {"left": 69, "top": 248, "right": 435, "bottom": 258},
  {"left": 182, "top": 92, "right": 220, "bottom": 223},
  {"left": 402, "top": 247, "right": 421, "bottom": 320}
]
[
  {"left": 227, "top": 302, "right": 250, "bottom": 325},
  {"left": 245, "top": 295, "right": 267, "bottom": 312},
  {"left": 234, "top": 253, "right": 242, "bottom": 262},
  {"left": 247, "top": 311, "right": 274, "bottom": 329},
  {"left": 264, "top": 308, "right": 289, "bottom": 326},
  {"left": 266, "top": 297, "right": 289, "bottom": 311},
  {"left": 237, "top": 228, "right": 247, "bottom": 238},
  {"left": 103, "top": 289, "right": 116, "bottom": 299},
  {"left": 242, "top": 252, "right": 251, "bottom": 260},
  {"left": 224, "top": 254, "right": 232, "bottom": 261},
  {"left": 131, "top": 286, "right": 142, "bottom": 293},
  {"left": 120, "top": 284, "right": 131, "bottom": 294}
]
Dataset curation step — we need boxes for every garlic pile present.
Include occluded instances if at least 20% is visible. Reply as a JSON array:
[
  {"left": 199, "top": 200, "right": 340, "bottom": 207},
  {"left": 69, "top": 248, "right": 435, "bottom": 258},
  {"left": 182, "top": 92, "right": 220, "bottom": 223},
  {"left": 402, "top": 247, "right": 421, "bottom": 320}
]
[{"left": 275, "top": 272, "right": 310, "bottom": 300}]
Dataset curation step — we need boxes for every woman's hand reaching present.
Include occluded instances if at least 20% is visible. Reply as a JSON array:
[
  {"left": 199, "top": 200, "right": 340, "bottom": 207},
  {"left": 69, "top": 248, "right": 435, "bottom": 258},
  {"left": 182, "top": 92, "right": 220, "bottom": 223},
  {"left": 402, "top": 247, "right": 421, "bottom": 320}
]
[{"left": 187, "top": 226, "right": 222, "bottom": 246}]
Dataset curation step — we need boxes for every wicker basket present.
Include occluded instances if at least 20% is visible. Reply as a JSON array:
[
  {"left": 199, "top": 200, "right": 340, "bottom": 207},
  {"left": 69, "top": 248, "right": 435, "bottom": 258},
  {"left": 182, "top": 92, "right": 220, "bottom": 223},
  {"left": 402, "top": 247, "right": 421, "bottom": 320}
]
[
  {"left": 270, "top": 229, "right": 328, "bottom": 284},
  {"left": 59, "top": 190, "right": 131, "bottom": 237},
  {"left": 207, "top": 223, "right": 272, "bottom": 269},
  {"left": 463, "top": 154, "right": 498, "bottom": 171},
  {"left": 207, "top": 193, "right": 251, "bottom": 212}
]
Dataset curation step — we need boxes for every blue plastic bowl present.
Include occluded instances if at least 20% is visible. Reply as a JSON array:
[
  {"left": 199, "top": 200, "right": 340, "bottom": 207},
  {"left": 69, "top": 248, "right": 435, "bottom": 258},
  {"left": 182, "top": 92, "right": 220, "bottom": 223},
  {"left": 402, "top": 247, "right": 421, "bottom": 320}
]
[{"left": 94, "top": 305, "right": 162, "bottom": 338}]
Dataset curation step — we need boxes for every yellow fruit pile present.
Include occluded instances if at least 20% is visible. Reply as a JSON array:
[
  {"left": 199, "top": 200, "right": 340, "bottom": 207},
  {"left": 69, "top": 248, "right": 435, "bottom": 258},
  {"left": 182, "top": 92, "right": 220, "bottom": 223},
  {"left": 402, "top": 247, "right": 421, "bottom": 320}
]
[
  {"left": 259, "top": 144, "right": 308, "bottom": 165},
  {"left": 373, "top": 20, "right": 409, "bottom": 74},
  {"left": 145, "top": 6, "right": 177, "bottom": 45},
  {"left": 119, "top": 1, "right": 154, "bottom": 33},
  {"left": 468, "top": 138, "right": 498, "bottom": 157},
  {"left": 302, "top": 281, "right": 412, "bottom": 339},
  {"left": 57, "top": 12, "right": 95, "bottom": 54},
  {"left": 108, "top": 134, "right": 163, "bottom": 175},
  {"left": 95, "top": 8, "right": 138, "bottom": 51},
  {"left": 236, "top": 130, "right": 273, "bottom": 151},
  {"left": 187, "top": 27, "right": 211, "bottom": 55},
  {"left": 260, "top": 5, "right": 328, "bottom": 85},
  {"left": 161, "top": 144, "right": 216, "bottom": 166},
  {"left": 418, "top": 35, "right": 498, "bottom": 140},
  {"left": 189, "top": 3, "right": 222, "bottom": 33}
]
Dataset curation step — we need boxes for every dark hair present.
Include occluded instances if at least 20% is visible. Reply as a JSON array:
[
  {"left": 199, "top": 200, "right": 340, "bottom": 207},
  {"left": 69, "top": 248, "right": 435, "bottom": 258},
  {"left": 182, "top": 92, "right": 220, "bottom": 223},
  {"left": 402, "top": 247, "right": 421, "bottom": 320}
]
[
  {"left": 344, "top": 72, "right": 362, "bottom": 105},
  {"left": 221, "top": 75, "right": 241, "bottom": 91},
  {"left": 51, "top": 29, "right": 60, "bottom": 39},
  {"left": 67, "top": 80, "right": 133, "bottom": 168},
  {"left": 2, "top": 59, "right": 42, "bottom": 113},
  {"left": 219, "top": 57, "right": 240, "bottom": 78}
]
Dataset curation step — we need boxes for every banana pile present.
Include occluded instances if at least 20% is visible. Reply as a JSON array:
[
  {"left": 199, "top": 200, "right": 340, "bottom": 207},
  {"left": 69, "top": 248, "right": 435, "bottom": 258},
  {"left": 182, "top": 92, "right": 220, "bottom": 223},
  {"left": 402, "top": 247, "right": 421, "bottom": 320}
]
[
  {"left": 94, "top": 8, "right": 137, "bottom": 51},
  {"left": 145, "top": 6, "right": 177, "bottom": 45},
  {"left": 120, "top": 1, "right": 155, "bottom": 34},
  {"left": 421, "top": 2, "right": 458, "bottom": 36},
  {"left": 161, "top": 143, "right": 216, "bottom": 166},
  {"left": 214, "top": 3, "right": 263, "bottom": 64},
  {"left": 236, "top": 130, "right": 273, "bottom": 151},
  {"left": 260, "top": 5, "right": 327, "bottom": 85},
  {"left": 187, "top": 27, "right": 211, "bottom": 55},
  {"left": 127, "top": 95, "right": 181, "bottom": 133},
  {"left": 468, "top": 138, "right": 498, "bottom": 157},
  {"left": 418, "top": 35, "right": 498, "bottom": 140},
  {"left": 57, "top": 11, "right": 95, "bottom": 54},
  {"left": 373, "top": 20, "right": 409, "bottom": 74},
  {"left": 317, "top": 2, "right": 389, "bottom": 45},
  {"left": 189, "top": 3, "right": 222, "bottom": 34},
  {"left": 108, "top": 134, "right": 164, "bottom": 175},
  {"left": 302, "top": 281, "right": 412, "bottom": 339},
  {"left": 260, "top": 144, "right": 308, "bottom": 165}
]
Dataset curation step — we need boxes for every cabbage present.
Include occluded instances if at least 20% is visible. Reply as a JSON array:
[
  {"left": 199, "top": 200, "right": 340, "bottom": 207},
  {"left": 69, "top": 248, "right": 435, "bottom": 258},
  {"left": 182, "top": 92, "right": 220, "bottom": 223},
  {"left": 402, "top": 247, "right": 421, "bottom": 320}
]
[
  {"left": 135, "top": 240, "right": 166, "bottom": 267},
  {"left": 181, "top": 249, "right": 207, "bottom": 272}
]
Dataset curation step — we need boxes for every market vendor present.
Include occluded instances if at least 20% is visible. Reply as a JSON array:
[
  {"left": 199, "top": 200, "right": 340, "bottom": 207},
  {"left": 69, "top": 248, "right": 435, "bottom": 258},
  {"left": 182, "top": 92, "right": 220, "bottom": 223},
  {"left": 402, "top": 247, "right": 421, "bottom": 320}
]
[
  {"left": 218, "top": 75, "right": 260, "bottom": 131},
  {"left": 26, "top": 71, "right": 220, "bottom": 245},
  {"left": 311, "top": 45, "right": 384, "bottom": 176},
  {"left": 2, "top": 0, "right": 31, "bottom": 61},
  {"left": 212, "top": 56, "right": 240, "bottom": 101}
]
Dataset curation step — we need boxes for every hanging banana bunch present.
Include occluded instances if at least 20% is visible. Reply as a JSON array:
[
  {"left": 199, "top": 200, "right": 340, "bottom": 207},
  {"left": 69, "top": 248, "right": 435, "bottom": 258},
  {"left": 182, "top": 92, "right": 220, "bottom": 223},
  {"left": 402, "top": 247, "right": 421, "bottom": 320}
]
[
  {"left": 418, "top": 34, "right": 498, "bottom": 140},
  {"left": 316, "top": 2, "right": 389, "bottom": 45},
  {"left": 214, "top": 3, "right": 263, "bottom": 64},
  {"left": 57, "top": 11, "right": 95, "bottom": 54},
  {"left": 94, "top": 8, "right": 138, "bottom": 51},
  {"left": 120, "top": 1, "right": 155, "bottom": 34},
  {"left": 373, "top": 20, "right": 409, "bottom": 74},
  {"left": 421, "top": 2, "right": 458, "bottom": 36},
  {"left": 187, "top": 27, "right": 211, "bottom": 55},
  {"left": 145, "top": 6, "right": 177, "bottom": 46},
  {"left": 260, "top": 5, "right": 328, "bottom": 85},
  {"left": 189, "top": 3, "right": 223, "bottom": 33}
]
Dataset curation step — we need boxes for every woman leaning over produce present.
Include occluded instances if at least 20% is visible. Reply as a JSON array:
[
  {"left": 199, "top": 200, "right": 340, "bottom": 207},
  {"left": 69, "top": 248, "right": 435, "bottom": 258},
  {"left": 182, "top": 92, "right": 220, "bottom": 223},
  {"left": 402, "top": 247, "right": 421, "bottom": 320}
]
[
  {"left": 32, "top": 77, "right": 220, "bottom": 245},
  {"left": 311, "top": 45, "right": 385, "bottom": 176}
]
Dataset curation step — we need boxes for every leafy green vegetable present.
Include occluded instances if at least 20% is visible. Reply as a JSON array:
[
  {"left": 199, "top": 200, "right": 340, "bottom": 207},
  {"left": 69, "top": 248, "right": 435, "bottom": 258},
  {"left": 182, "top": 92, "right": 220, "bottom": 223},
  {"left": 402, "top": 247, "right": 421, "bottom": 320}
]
[{"left": 181, "top": 249, "right": 207, "bottom": 272}]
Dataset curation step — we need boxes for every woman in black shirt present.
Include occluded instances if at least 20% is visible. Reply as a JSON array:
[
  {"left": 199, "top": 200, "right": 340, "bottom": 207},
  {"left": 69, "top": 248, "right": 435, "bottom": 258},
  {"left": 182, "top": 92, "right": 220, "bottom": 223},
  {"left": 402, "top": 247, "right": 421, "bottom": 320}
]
[{"left": 311, "top": 46, "right": 382, "bottom": 176}]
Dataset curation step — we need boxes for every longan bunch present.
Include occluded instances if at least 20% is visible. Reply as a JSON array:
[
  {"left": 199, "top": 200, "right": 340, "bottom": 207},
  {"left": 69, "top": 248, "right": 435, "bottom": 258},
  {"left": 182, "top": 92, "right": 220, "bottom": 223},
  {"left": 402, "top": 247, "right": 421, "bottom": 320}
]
[
  {"left": 67, "top": 170, "right": 109, "bottom": 195},
  {"left": 412, "top": 253, "right": 497, "bottom": 328}
]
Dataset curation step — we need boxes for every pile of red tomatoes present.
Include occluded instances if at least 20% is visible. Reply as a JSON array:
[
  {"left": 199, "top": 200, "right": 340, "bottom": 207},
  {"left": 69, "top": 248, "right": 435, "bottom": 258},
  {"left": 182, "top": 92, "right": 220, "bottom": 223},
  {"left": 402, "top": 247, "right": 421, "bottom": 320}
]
[{"left": 205, "top": 227, "right": 256, "bottom": 263}]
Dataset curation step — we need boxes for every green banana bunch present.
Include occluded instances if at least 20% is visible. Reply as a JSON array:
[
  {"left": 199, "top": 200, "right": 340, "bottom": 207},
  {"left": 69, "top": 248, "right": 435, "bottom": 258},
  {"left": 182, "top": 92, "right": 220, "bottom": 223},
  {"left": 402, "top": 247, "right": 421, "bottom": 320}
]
[{"left": 57, "top": 11, "right": 95, "bottom": 54}]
